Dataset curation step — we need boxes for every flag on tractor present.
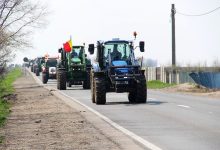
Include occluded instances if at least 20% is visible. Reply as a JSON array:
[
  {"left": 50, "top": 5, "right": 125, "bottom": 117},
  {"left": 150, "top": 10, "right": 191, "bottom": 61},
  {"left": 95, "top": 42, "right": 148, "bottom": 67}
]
[{"left": 63, "top": 39, "right": 72, "bottom": 53}]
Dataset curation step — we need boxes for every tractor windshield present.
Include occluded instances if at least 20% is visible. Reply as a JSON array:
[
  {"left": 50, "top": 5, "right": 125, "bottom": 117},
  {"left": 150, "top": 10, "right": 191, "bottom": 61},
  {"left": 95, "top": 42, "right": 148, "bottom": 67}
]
[
  {"left": 71, "top": 47, "right": 83, "bottom": 58},
  {"left": 47, "top": 59, "right": 57, "bottom": 67},
  {"left": 104, "top": 42, "right": 131, "bottom": 61}
]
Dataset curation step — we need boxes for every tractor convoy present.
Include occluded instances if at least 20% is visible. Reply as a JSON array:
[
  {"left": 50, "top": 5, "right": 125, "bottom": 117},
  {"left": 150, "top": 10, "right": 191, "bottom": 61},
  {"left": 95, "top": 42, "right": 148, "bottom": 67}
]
[
  {"left": 29, "top": 33, "right": 147, "bottom": 105},
  {"left": 31, "top": 57, "right": 45, "bottom": 76}
]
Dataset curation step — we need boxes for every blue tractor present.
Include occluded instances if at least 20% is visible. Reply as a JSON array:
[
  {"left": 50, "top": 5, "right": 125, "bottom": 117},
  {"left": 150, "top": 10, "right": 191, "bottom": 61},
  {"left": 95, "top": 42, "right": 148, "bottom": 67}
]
[{"left": 88, "top": 38, "right": 147, "bottom": 105}]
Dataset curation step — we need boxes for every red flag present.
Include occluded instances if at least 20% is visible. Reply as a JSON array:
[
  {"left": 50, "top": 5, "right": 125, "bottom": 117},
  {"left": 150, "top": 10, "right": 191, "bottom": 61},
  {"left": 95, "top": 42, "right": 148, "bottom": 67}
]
[{"left": 63, "top": 40, "right": 72, "bottom": 53}]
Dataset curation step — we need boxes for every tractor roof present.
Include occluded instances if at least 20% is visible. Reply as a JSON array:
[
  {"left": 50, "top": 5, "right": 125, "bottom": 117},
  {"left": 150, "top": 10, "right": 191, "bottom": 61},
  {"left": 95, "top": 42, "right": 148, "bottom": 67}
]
[
  {"left": 72, "top": 46, "right": 84, "bottom": 48},
  {"left": 104, "top": 40, "right": 130, "bottom": 45}
]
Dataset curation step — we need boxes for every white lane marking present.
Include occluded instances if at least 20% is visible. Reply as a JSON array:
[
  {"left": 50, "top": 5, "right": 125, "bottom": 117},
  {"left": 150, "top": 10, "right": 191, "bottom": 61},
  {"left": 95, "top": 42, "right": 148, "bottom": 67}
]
[
  {"left": 177, "top": 105, "right": 191, "bottom": 109},
  {"left": 29, "top": 68, "right": 162, "bottom": 150},
  {"left": 209, "top": 112, "right": 213, "bottom": 114},
  {"left": 148, "top": 98, "right": 156, "bottom": 100}
]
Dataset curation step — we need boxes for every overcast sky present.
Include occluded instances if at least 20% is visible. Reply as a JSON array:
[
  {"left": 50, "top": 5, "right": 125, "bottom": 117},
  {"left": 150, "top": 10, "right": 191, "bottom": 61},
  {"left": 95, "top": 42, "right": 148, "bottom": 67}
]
[{"left": 15, "top": 0, "right": 220, "bottom": 66}]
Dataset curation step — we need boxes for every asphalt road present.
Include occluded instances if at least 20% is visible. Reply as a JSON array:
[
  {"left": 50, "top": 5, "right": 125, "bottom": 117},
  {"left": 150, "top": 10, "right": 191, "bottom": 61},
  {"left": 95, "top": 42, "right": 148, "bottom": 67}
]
[{"left": 36, "top": 73, "right": 220, "bottom": 150}]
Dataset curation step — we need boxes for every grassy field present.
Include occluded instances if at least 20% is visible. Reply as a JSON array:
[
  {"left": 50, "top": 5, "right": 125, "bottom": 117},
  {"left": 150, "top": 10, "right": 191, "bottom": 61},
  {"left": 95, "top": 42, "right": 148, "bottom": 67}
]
[
  {"left": 0, "top": 68, "right": 22, "bottom": 128},
  {"left": 148, "top": 80, "right": 176, "bottom": 89}
]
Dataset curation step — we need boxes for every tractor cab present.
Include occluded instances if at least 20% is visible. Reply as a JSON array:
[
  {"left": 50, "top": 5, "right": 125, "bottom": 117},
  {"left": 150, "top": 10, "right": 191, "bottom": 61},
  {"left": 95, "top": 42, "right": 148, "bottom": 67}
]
[
  {"left": 103, "top": 40, "right": 133, "bottom": 67},
  {"left": 70, "top": 46, "right": 83, "bottom": 64}
]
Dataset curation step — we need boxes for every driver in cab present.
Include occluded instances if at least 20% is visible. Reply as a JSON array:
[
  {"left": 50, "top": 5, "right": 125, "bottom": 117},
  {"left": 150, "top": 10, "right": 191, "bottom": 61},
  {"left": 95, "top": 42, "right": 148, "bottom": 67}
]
[
  {"left": 71, "top": 50, "right": 78, "bottom": 58},
  {"left": 111, "top": 44, "right": 122, "bottom": 60}
]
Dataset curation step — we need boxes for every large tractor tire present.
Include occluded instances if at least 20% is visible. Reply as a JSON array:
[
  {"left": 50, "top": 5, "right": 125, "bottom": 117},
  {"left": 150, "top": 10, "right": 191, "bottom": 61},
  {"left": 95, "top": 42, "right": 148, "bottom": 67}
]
[
  {"left": 42, "top": 73, "right": 48, "bottom": 84},
  {"left": 83, "top": 71, "right": 91, "bottom": 89},
  {"left": 57, "top": 69, "right": 66, "bottom": 90},
  {"left": 135, "top": 76, "right": 147, "bottom": 103},
  {"left": 94, "top": 77, "right": 106, "bottom": 105},
  {"left": 35, "top": 68, "right": 40, "bottom": 76},
  {"left": 128, "top": 76, "right": 147, "bottom": 103},
  {"left": 90, "top": 72, "right": 95, "bottom": 103}
]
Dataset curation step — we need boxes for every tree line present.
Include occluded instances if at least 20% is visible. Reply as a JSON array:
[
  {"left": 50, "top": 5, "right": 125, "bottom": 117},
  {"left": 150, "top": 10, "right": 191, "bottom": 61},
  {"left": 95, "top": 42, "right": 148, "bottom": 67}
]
[{"left": 0, "top": 0, "right": 47, "bottom": 76}]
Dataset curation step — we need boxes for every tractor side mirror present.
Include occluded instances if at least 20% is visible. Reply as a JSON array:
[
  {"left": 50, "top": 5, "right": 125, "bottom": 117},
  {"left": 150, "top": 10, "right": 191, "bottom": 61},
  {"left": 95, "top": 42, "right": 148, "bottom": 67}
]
[
  {"left": 139, "top": 41, "right": 145, "bottom": 52},
  {"left": 88, "top": 44, "right": 94, "bottom": 54},
  {"left": 58, "top": 48, "right": 62, "bottom": 53},
  {"left": 23, "top": 57, "right": 29, "bottom": 62}
]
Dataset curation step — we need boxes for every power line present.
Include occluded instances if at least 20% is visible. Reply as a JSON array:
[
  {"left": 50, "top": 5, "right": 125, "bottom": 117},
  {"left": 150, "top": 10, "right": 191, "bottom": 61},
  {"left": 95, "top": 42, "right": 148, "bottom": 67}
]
[{"left": 176, "top": 6, "right": 220, "bottom": 16}]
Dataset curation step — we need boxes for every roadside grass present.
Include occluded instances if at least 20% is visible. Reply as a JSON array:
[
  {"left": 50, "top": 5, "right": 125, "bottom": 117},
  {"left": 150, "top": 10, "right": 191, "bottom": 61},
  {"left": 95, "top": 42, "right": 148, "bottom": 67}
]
[
  {"left": 148, "top": 80, "right": 176, "bottom": 89},
  {"left": 0, "top": 68, "right": 22, "bottom": 98},
  {"left": 0, "top": 67, "right": 22, "bottom": 143}
]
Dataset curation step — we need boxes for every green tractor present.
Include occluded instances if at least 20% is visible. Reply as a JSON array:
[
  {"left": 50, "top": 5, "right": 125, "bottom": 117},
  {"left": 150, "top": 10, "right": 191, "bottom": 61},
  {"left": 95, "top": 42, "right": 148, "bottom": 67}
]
[
  {"left": 57, "top": 45, "right": 91, "bottom": 90},
  {"left": 88, "top": 38, "right": 147, "bottom": 105},
  {"left": 32, "top": 57, "right": 45, "bottom": 76}
]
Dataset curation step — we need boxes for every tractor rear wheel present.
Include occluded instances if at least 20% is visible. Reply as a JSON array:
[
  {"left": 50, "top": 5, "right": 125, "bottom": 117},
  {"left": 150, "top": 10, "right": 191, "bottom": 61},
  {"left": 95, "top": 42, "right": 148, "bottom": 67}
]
[
  {"left": 57, "top": 69, "right": 66, "bottom": 90},
  {"left": 83, "top": 71, "right": 90, "bottom": 89},
  {"left": 35, "top": 68, "right": 39, "bottom": 76},
  {"left": 94, "top": 77, "right": 106, "bottom": 105},
  {"left": 42, "top": 73, "right": 48, "bottom": 84}
]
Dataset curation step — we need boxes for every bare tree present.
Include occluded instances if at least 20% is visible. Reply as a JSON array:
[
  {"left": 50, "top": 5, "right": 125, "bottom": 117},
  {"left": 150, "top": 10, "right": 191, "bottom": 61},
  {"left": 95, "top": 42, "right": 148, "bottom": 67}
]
[{"left": 0, "top": 0, "right": 47, "bottom": 68}]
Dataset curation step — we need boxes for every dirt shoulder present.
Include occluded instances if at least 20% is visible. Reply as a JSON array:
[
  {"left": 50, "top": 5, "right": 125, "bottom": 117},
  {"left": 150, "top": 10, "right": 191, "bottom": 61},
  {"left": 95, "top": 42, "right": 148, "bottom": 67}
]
[
  {"left": 157, "top": 83, "right": 220, "bottom": 99},
  {"left": 0, "top": 71, "right": 144, "bottom": 150}
]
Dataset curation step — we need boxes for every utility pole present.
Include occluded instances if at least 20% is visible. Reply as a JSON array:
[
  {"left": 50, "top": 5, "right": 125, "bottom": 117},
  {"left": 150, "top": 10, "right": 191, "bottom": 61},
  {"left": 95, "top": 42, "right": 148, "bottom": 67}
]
[
  {"left": 171, "top": 4, "right": 176, "bottom": 83},
  {"left": 171, "top": 4, "right": 176, "bottom": 66}
]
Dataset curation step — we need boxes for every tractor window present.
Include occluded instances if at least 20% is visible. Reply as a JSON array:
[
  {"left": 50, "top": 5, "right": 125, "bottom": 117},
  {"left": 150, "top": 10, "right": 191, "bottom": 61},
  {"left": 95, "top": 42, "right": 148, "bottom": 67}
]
[
  {"left": 47, "top": 59, "right": 57, "bottom": 67},
  {"left": 71, "top": 47, "right": 82, "bottom": 58},
  {"left": 104, "top": 43, "right": 131, "bottom": 60}
]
